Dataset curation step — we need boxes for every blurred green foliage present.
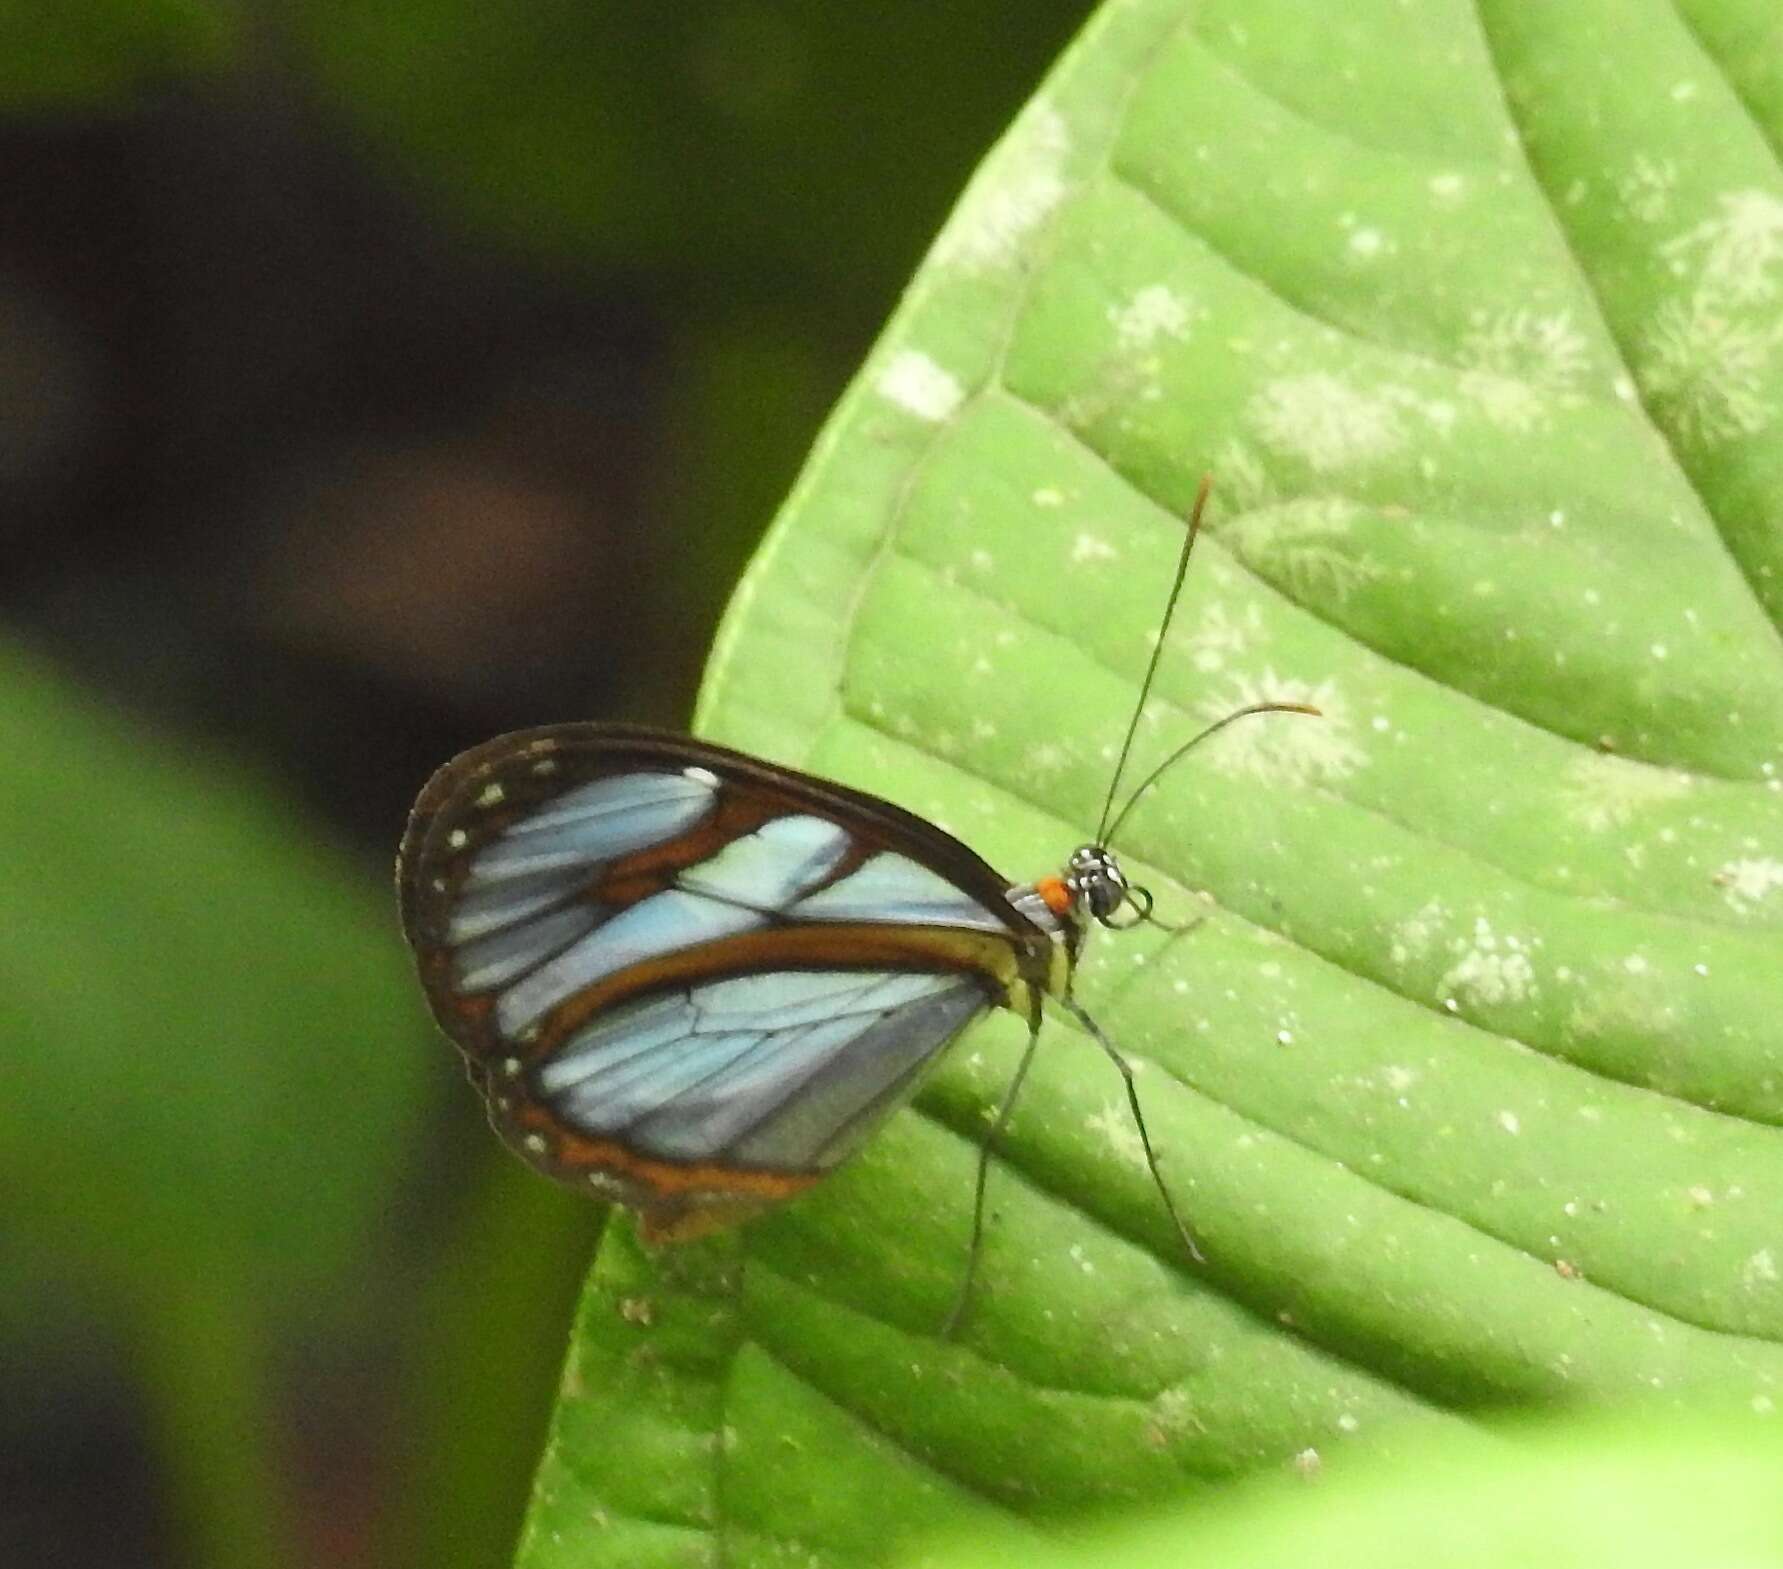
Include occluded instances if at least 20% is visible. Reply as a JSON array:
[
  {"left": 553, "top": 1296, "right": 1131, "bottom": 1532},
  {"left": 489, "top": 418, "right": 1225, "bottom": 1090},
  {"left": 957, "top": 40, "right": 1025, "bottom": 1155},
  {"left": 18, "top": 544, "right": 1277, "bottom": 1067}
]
[
  {"left": 293, "top": 1, "right": 1088, "bottom": 291},
  {"left": 0, "top": 638, "right": 430, "bottom": 1567},
  {"left": 0, "top": 3, "right": 1095, "bottom": 1568},
  {"left": 0, "top": 0, "right": 233, "bottom": 108},
  {"left": 0, "top": 638, "right": 427, "bottom": 1296}
]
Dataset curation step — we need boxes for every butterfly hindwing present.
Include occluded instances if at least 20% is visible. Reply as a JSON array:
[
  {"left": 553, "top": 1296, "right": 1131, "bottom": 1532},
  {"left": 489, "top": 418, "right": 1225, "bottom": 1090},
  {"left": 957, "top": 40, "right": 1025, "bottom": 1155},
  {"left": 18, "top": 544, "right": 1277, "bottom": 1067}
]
[{"left": 398, "top": 724, "right": 1057, "bottom": 1234}]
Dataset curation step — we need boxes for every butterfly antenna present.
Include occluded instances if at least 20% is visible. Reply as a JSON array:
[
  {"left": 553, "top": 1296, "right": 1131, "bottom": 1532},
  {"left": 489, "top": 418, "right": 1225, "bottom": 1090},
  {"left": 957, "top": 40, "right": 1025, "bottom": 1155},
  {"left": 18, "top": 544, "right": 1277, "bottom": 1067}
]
[
  {"left": 1102, "top": 700, "right": 1322, "bottom": 846},
  {"left": 1094, "top": 474, "right": 1215, "bottom": 846}
]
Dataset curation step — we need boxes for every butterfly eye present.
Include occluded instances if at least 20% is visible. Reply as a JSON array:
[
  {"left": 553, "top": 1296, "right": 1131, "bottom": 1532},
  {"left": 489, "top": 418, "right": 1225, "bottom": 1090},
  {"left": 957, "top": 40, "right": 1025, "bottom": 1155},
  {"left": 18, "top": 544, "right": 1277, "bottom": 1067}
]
[{"left": 1065, "top": 844, "right": 1131, "bottom": 924}]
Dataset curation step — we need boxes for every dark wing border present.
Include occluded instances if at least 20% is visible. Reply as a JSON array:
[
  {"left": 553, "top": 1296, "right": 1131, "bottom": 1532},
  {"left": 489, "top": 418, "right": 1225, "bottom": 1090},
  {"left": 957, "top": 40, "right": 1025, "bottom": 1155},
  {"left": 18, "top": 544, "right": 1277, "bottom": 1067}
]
[{"left": 398, "top": 721, "right": 1046, "bottom": 950}]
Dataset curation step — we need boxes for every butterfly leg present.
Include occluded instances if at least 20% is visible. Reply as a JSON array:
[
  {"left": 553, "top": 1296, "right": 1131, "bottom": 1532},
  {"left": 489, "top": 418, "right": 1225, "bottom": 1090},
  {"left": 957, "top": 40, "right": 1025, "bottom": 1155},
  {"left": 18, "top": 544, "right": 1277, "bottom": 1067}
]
[
  {"left": 941, "top": 994, "right": 1045, "bottom": 1339},
  {"left": 1059, "top": 994, "right": 1206, "bottom": 1268}
]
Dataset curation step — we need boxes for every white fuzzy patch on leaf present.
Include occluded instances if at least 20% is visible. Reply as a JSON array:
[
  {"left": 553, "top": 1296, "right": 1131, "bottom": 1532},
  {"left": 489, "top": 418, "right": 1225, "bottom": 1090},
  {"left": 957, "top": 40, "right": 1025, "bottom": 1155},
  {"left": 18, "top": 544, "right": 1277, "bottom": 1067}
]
[
  {"left": 1176, "top": 601, "right": 1266, "bottom": 674},
  {"left": 1084, "top": 1100, "right": 1148, "bottom": 1169},
  {"left": 1194, "top": 671, "right": 1366, "bottom": 784},
  {"left": 874, "top": 350, "right": 964, "bottom": 422},
  {"left": 1459, "top": 308, "right": 1592, "bottom": 389},
  {"left": 1108, "top": 284, "right": 1196, "bottom": 350},
  {"left": 1247, "top": 373, "right": 1405, "bottom": 472},
  {"left": 931, "top": 103, "right": 1070, "bottom": 272},
  {"left": 1390, "top": 899, "right": 1451, "bottom": 967},
  {"left": 1452, "top": 309, "right": 1591, "bottom": 433},
  {"left": 1638, "top": 190, "right": 1783, "bottom": 447},
  {"left": 1715, "top": 856, "right": 1783, "bottom": 916},
  {"left": 1617, "top": 155, "right": 1679, "bottom": 224},
  {"left": 1638, "top": 292, "right": 1783, "bottom": 446},
  {"left": 1664, "top": 190, "right": 1783, "bottom": 306},
  {"left": 1559, "top": 752, "right": 1693, "bottom": 832},
  {"left": 1224, "top": 496, "right": 1383, "bottom": 604},
  {"left": 1439, "top": 916, "right": 1539, "bottom": 1008}
]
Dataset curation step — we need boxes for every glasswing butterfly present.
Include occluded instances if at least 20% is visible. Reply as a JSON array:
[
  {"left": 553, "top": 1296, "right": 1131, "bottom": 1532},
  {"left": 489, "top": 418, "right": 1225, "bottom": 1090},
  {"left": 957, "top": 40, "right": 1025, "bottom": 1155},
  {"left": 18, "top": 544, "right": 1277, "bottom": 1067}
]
[{"left": 397, "top": 478, "right": 1314, "bottom": 1330}]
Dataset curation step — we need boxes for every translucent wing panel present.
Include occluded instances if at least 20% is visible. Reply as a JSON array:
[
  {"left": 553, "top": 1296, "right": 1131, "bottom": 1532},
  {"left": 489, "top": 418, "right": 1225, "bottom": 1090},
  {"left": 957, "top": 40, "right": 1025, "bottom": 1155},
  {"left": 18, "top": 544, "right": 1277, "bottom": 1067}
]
[
  {"left": 538, "top": 969, "right": 989, "bottom": 1170},
  {"left": 466, "top": 772, "right": 718, "bottom": 885},
  {"left": 677, "top": 813, "right": 853, "bottom": 905},
  {"left": 436, "top": 778, "right": 1026, "bottom": 1054},
  {"left": 791, "top": 852, "right": 1012, "bottom": 932},
  {"left": 497, "top": 890, "right": 762, "bottom": 1037},
  {"left": 454, "top": 902, "right": 600, "bottom": 992}
]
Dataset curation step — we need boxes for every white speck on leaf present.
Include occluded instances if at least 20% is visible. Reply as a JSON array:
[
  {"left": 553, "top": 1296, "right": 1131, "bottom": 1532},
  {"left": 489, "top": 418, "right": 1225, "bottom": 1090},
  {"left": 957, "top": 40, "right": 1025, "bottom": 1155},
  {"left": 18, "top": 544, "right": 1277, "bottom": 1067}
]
[{"left": 1024, "top": 740, "right": 1074, "bottom": 779}]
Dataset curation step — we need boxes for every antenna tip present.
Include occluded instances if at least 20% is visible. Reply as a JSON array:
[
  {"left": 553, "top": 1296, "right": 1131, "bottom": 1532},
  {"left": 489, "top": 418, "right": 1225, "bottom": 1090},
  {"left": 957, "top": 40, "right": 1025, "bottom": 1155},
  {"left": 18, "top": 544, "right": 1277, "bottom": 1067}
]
[{"left": 1185, "top": 472, "right": 1214, "bottom": 523}]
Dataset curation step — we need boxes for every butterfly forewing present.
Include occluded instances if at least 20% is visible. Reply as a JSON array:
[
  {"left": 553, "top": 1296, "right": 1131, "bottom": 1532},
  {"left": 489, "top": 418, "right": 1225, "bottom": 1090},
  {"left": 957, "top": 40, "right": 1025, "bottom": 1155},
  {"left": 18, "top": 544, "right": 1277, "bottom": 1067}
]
[{"left": 398, "top": 724, "right": 1057, "bottom": 1237}]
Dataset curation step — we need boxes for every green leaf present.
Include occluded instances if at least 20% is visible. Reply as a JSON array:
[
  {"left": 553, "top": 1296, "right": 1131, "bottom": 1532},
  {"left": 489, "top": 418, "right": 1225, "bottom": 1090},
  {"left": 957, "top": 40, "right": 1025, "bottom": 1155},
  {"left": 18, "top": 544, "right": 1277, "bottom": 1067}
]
[
  {"left": 522, "top": 1, "right": 1783, "bottom": 1564},
  {"left": 921, "top": 1413, "right": 1783, "bottom": 1569}
]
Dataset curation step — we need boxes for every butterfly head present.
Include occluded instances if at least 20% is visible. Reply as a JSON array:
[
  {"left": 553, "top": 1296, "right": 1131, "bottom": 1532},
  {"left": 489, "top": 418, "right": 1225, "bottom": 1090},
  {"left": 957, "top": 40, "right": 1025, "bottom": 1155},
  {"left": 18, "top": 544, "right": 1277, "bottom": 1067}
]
[{"left": 1062, "top": 843, "right": 1155, "bottom": 930}]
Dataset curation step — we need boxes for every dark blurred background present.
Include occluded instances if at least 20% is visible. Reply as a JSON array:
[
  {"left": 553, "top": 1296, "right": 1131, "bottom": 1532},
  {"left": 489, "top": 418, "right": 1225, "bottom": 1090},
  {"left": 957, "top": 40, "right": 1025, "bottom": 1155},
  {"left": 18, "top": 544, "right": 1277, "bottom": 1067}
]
[{"left": 0, "top": 4, "right": 1092, "bottom": 1566}]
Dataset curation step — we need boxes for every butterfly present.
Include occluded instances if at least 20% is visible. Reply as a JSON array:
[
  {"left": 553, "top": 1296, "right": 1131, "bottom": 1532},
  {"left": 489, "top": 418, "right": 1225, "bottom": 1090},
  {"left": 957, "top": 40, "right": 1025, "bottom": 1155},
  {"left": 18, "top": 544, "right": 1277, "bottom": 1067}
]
[{"left": 397, "top": 478, "right": 1314, "bottom": 1328}]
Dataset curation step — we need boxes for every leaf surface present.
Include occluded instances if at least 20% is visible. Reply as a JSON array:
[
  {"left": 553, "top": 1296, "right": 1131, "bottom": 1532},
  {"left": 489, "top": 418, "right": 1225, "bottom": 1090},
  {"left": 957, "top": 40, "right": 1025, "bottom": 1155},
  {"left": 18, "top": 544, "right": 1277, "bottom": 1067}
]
[{"left": 520, "top": 3, "right": 1783, "bottom": 1564}]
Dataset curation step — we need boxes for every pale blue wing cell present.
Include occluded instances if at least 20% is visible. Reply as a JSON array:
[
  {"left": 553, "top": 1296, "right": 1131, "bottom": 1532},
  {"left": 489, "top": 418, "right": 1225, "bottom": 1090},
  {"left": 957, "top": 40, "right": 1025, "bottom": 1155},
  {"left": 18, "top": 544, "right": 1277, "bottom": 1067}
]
[
  {"left": 448, "top": 867, "right": 593, "bottom": 945},
  {"left": 676, "top": 813, "right": 852, "bottom": 908},
  {"left": 538, "top": 968, "right": 990, "bottom": 1170},
  {"left": 538, "top": 993, "right": 702, "bottom": 1093},
  {"left": 727, "top": 985, "right": 987, "bottom": 1170},
  {"left": 441, "top": 768, "right": 721, "bottom": 1002},
  {"left": 452, "top": 901, "right": 601, "bottom": 992},
  {"left": 466, "top": 770, "right": 716, "bottom": 883},
  {"left": 791, "top": 852, "right": 1011, "bottom": 932},
  {"left": 496, "top": 889, "right": 763, "bottom": 1037}
]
